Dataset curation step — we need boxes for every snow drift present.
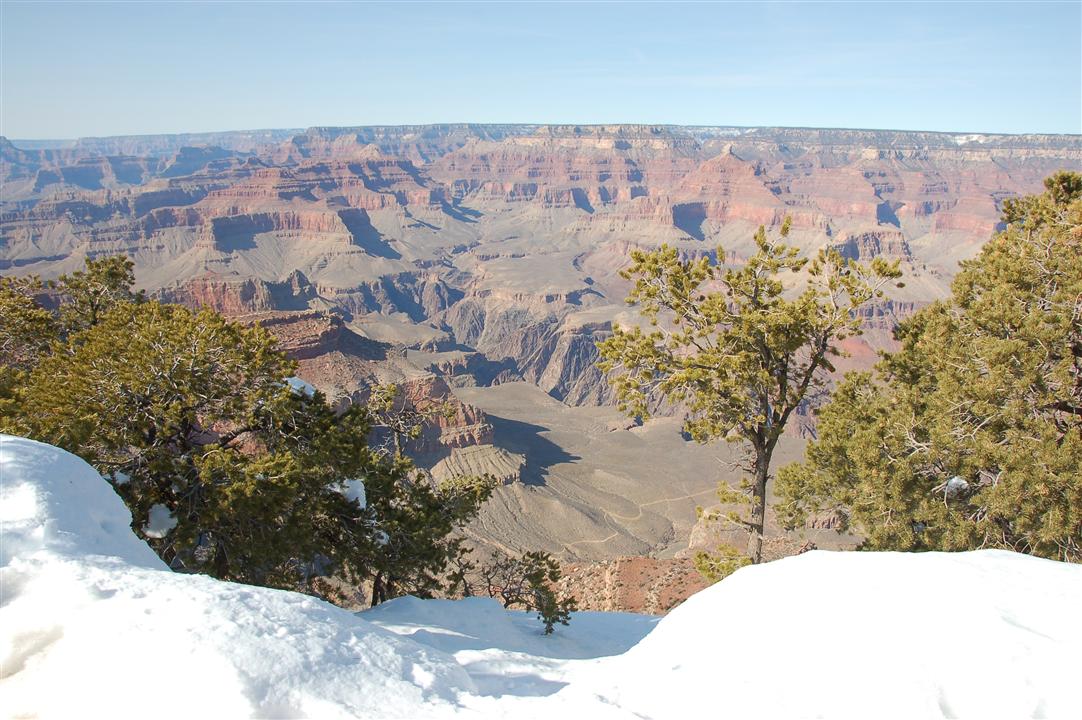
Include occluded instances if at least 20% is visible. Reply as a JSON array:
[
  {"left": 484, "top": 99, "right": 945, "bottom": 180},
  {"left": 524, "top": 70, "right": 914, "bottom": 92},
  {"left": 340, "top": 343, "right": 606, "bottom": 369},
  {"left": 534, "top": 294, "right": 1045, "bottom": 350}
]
[
  {"left": 1, "top": 433, "right": 1079, "bottom": 719},
  {"left": 0, "top": 435, "right": 475, "bottom": 719},
  {"left": 588, "top": 551, "right": 1081, "bottom": 718}
]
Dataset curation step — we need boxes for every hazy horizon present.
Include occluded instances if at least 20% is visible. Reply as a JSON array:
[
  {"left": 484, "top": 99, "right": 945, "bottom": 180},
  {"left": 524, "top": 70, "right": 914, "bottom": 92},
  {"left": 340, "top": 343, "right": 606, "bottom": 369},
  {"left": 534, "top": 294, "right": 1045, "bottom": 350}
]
[
  {"left": 6, "top": 120, "right": 1082, "bottom": 144},
  {"left": 2, "top": 1, "right": 1080, "bottom": 138}
]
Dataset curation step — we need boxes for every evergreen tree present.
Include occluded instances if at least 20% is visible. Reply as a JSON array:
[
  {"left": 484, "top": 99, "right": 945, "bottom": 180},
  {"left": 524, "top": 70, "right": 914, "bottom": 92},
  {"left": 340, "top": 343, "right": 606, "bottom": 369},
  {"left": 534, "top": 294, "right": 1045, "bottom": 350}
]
[
  {"left": 777, "top": 172, "right": 1082, "bottom": 562},
  {"left": 21, "top": 300, "right": 372, "bottom": 585},
  {"left": 459, "top": 550, "right": 576, "bottom": 634},
  {"left": 54, "top": 255, "right": 145, "bottom": 334},
  {"left": 363, "top": 466, "right": 496, "bottom": 605},
  {"left": 598, "top": 218, "right": 901, "bottom": 566},
  {"left": 2, "top": 254, "right": 139, "bottom": 432},
  {"left": 0, "top": 275, "right": 57, "bottom": 371},
  {"left": 0, "top": 276, "right": 59, "bottom": 433},
  {"left": 2, "top": 259, "right": 495, "bottom": 598}
]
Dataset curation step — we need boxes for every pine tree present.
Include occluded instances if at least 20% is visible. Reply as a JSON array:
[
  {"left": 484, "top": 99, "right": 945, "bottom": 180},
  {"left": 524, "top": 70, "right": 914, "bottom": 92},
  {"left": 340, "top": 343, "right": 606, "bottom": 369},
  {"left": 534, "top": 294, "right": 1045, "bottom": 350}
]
[
  {"left": 363, "top": 466, "right": 496, "bottom": 605},
  {"left": 598, "top": 218, "right": 901, "bottom": 567},
  {"left": 0, "top": 275, "right": 57, "bottom": 370},
  {"left": 21, "top": 300, "right": 367, "bottom": 584},
  {"left": 2, "top": 254, "right": 139, "bottom": 432},
  {"left": 777, "top": 172, "right": 1082, "bottom": 562},
  {"left": 462, "top": 550, "right": 576, "bottom": 634},
  {"left": 3, "top": 258, "right": 496, "bottom": 598},
  {"left": 54, "top": 254, "right": 145, "bottom": 334},
  {"left": 0, "top": 276, "right": 59, "bottom": 434}
]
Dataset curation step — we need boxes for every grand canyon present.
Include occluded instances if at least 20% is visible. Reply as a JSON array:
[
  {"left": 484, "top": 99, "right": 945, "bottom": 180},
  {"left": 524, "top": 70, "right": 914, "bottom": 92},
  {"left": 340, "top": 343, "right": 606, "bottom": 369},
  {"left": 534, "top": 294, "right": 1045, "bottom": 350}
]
[{"left": 3, "top": 124, "right": 1079, "bottom": 603}]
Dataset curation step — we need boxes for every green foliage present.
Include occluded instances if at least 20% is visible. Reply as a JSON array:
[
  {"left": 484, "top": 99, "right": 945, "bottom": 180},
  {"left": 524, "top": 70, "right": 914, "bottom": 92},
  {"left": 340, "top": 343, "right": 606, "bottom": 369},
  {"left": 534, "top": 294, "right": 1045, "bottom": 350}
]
[
  {"left": 1, "top": 255, "right": 141, "bottom": 430},
  {"left": 777, "top": 172, "right": 1082, "bottom": 562},
  {"left": 598, "top": 219, "right": 900, "bottom": 564},
  {"left": 0, "top": 275, "right": 58, "bottom": 371},
  {"left": 465, "top": 550, "right": 577, "bottom": 634},
  {"left": 54, "top": 255, "right": 145, "bottom": 335},
  {"left": 19, "top": 300, "right": 369, "bottom": 585},
  {"left": 365, "top": 469, "right": 497, "bottom": 605},
  {"left": 692, "top": 544, "right": 751, "bottom": 584},
  {"left": 0, "top": 276, "right": 59, "bottom": 434},
  {"left": 1, "top": 255, "right": 495, "bottom": 601}
]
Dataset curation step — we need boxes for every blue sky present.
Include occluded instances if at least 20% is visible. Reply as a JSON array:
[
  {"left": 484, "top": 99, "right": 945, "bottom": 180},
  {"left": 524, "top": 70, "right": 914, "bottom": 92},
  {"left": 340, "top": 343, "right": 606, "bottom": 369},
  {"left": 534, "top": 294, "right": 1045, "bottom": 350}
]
[{"left": 1, "top": 1, "right": 1080, "bottom": 138}]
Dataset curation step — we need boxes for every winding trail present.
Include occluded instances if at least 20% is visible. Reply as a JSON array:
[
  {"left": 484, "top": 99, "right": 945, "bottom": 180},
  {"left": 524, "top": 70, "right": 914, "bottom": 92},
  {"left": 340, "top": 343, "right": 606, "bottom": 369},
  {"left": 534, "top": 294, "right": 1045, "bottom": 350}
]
[
  {"left": 562, "top": 486, "right": 719, "bottom": 551},
  {"left": 603, "top": 487, "right": 718, "bottom": 522},
  {"left": 565, "top": 531, "right": 620, "bottom": 550}
]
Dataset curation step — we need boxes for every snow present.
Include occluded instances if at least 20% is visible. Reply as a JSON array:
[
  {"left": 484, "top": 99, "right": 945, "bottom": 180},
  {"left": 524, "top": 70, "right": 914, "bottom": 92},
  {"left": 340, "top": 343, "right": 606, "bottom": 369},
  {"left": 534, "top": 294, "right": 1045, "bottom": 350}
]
[
  {"left": 0, "top": 435, "right": 474, "bottom": 719},
  {"left": 341, "top": 477, "right": 366, "bottom": 508},
  {"left": 142, "top": 503, "right": 177, "bottom": 538},
  {"left": 0, "top": 434, "right": 163, "bottom": 569},
  {"left": 284, "top": 376, "right": 317, "bottom": 398},
  {"left": 2, "top": 432, "right": 1080, "bottom": 719},
  {"left": 588, "top": 550, "right": 1081, "bottom": 719},
  {"left": 952, "top": 133, "right": 993, "bottom": 145},
  {"left": 944, "top": 474, "right": 969, "bottom": 497}
]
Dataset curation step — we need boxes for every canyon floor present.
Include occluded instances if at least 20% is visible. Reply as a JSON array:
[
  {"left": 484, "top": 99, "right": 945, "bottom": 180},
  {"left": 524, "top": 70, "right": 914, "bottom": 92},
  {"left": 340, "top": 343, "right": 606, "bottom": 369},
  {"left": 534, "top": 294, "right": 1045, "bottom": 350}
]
[{"left": 452, "top": 381, "right": 819, "bottom": 561}]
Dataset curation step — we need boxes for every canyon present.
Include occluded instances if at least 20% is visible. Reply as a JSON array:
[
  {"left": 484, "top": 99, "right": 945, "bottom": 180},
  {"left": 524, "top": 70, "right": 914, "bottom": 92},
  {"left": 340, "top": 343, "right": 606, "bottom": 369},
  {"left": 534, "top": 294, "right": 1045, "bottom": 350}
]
[{"left": 3, "top": 124, "right": 1078, "bottom": 601}]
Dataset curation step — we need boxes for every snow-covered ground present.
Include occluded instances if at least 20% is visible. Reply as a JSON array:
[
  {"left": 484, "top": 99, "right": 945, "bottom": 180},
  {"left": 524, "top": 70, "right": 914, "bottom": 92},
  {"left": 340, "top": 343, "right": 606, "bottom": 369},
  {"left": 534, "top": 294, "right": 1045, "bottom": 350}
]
[{"left": 1, "top": 433, "right": 1079, "bottom": 719}]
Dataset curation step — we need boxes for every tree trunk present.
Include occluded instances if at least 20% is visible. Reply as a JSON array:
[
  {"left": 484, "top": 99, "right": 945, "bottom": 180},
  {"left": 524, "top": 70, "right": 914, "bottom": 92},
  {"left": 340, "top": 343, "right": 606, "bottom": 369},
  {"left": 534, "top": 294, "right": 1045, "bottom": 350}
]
[
  {"left": 213, "top": 541, "right": 229, "bottom": 578},
  {"left": 746, "top": 452, "right": 770, "bottom": 564},
  {"left": 370, "top": 575, "right": 382, "bottom": 607}
]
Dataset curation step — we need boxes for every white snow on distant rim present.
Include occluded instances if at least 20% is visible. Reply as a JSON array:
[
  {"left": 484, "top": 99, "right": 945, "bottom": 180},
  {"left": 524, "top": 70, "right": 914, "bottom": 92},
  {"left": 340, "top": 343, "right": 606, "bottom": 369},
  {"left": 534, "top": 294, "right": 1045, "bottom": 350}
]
[
  {"left": 1, "top": 433, "right": 1079, "bottom": 719},
  {"left": 952, "top": 133, "right": 993, "bottom": 145}
]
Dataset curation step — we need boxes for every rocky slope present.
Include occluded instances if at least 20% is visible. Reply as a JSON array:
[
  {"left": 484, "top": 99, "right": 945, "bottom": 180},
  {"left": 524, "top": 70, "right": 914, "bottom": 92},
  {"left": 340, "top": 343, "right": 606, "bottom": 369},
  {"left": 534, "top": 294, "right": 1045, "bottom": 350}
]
[
  {"left": 227, "top": 309, "right": 497, "bottom": 464},
  {"left": 556, "top": 557, "right": 710, "bottom": 615}
]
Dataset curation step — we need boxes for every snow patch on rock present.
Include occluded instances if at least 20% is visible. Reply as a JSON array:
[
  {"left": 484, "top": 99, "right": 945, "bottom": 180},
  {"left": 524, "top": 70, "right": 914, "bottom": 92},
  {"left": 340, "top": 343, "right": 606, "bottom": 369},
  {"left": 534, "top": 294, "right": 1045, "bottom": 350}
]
[
  {"left": 284, "top": 376, "right": 317, "bottom": 397},
  {"left": 341, "top": 477, "right": 366, "bottom": 508},
  {"left": 142, "top": 503, "right": 178, "bottom": 539}
]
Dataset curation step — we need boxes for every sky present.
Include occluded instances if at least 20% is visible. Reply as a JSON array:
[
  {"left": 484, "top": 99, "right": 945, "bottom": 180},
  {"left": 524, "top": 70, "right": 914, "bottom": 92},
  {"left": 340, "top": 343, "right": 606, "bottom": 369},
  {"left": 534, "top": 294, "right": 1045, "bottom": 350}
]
[{"left": 1, "top": 1, "right": 1080, "bottom": 138}]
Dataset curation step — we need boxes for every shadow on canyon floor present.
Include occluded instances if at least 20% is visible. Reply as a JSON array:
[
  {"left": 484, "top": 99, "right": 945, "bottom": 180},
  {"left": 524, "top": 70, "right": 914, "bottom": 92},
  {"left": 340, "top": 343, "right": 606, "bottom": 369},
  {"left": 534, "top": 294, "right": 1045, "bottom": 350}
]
[{"left": 487, "top": 413, "right": 580, "bottom": 487}]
